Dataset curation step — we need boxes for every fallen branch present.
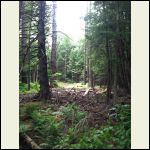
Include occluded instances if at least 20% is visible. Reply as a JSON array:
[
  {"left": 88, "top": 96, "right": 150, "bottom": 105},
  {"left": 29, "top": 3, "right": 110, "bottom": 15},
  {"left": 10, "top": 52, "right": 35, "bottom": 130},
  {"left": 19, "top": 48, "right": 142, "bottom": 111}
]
[
  {"left": 65, "top": 87, "right": 75, "bottom": 97},
  {"left": 23, "top": 133, "right": 41, "bottom": 149},
  {"left": 83, "top": 88, "right": 90, "bottom": 97}
]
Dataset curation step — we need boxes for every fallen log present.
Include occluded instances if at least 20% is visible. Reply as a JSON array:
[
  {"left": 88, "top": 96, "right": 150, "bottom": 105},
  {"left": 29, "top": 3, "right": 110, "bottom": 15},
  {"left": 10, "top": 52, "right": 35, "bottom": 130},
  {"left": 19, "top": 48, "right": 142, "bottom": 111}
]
[
  {"left": 23, "top": 133, "right": 41, "bottom": 149},
  {"left": 83, "top": 88, "right": 90, "bottom": 97}
]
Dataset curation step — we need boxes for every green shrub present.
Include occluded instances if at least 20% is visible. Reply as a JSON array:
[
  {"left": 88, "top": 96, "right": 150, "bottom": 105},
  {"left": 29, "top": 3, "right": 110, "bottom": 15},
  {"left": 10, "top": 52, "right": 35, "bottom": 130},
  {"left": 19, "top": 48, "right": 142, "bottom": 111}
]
[
  {"left": 19, "top": 123, "right": 29, "bottom": 134},
  {"left": 31, "top": 111, "right": 62, "bottom": 149},
  {"left": 19, "top": 81, "right": 28, "bottom": 93},
  {"left": 30, "top": 82, "right": 40, "bottom": 92},
  {"left": 24, "top": 103, "right": 40, "bottom": 118},
  {"left": 53, "top": 72, "right": 62, "bottom": 80},
  {"left": 19, "top": 81, "right": 39, "bottom": 93},
  {"left": 59, "top": 103, "right": 86, "bottom": 125}
]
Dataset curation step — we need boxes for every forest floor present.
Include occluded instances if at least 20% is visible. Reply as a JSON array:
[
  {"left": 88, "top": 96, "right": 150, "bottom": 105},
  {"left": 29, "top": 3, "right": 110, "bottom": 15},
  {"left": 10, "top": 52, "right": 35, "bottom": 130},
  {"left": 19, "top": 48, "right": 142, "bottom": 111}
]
[
  {"left": 19, "top": 85, "right": 131, "bottom": 149},
  {"left": 20, "top": 87, "right": 110, "bottom": 125}
]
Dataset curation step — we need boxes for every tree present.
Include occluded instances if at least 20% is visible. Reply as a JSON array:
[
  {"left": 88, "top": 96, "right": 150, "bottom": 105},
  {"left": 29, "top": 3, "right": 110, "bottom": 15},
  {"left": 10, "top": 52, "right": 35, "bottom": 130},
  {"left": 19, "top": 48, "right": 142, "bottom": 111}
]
[
  {"left": 85, "top": 1, "right": 94, "bottom": 88},
  {"left": 19, "top": 1, "right": 52, "bottom": 85},
  {"left": 102, "top": 1, "right": 112, "bottom": 104},
  {"left": 85, "top": 1, "right": 131, "bottom": 104},
  {"left": 19, "top": 1, "right": 28, "bottom": 83},
  {"left": 68, "top": 40, "right": 84, "bottom": 82},
  {"left": 51, "top": 1, "right": 57, "bottom": 74},
  {"left": 57, "top": 35, "right": 74, "bottom": 81},
  {"left": 37, "top": 1, "right": 50, "bottom": 100}
]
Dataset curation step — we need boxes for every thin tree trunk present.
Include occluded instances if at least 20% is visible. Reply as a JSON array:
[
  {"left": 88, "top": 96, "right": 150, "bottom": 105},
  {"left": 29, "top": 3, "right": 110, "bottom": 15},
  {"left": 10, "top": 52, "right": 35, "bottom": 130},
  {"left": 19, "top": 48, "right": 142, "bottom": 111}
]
[
  {"left": 84, "top": 43, "right": 87, "bottom": 84},
  {"left": 106, "top": 37, "right": 112, "bottom": 104},
  {"left": 20, "top": 1, "right": 28, "bottom": 83},
  {"left": 64, "top": 54, "right": 67, "bottom": 82},
  {"left": 51, "top": 1, "right": 57, "bottom": 74},
  {"left": 36, "top": 65, "right": 38, "bottom": 83},
  {"left": 87, "top": 1, "right": 93, "bottom": 88},
  {"left": 88, "top": 58, "right": 93, "bottom": 88},
  {"left": 19, "top": 1, "right": 22, "bottom": 29},
  {"left": 87, "top": 56, "right": 90, "bottom": 86},
  {"left": 27, "top": 4, "right": 33, "bottom": 90}
]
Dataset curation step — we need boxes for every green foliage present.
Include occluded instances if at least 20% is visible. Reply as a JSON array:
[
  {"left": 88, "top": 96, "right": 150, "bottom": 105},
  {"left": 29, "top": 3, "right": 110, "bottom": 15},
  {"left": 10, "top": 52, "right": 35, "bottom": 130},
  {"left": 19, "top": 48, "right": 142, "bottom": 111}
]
[
  {"left": 109, "top": 104, "right": 131, "bottom": 124},
  {"left": 48, "top": 71, "right": 62, "bottom": 87},
  {"left": 56, "top": 104, "right": 131, "bottom": 149},
  {"left": 26, "top": 103, "right": 40, "bottom": 113},
  {"left": 56, "top": 35, "right": 84, "bottom": 82},
  {"left": 30, "top": 110, "right": 62, "bottom": 148},
  {"left": 19, "top": 103, "right": 41, "bottom": 125},
  {"left": 51, "top": 80, "right": 59, "bottom": 88},
  {"left": 19, "top": 1, "right": 51, "bottom": 85},
  {"left": 58, "top": 103, "right": 86, "bottom": 125},
  {"left": 19, "top": 81, "right": 28, "bottom": 93},
  {"left": 53, "top": 72, "right": 63, "bottom": 80},
  {"left": 20, "top": 103, "right": 130, "bottom": 149},
  {"left": 85, "top": 1, "right": 131, "bottom": 90},
  {"left": 19, "top": 81, "right": 40, "bottom": 93},
  {"left": 19, "top": 124, "right": 29, "bottom": 134},
  {"left": 67, "top": 45, "right": 84, "bottom": 82}
]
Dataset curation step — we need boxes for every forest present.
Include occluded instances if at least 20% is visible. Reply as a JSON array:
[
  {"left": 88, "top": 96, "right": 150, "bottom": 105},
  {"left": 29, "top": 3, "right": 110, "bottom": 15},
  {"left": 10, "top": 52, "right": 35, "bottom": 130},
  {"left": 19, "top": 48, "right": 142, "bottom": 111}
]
[{"left": 19, "top": 1, "right": 131, "bottom": 149}]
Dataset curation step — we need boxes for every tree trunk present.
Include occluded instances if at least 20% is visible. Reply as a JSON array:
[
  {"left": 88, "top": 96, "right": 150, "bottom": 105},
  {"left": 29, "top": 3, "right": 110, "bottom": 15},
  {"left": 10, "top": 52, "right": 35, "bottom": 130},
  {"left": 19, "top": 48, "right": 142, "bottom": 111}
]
[
  {"left": 103, "top": 1, "right": 112, "bottom": 104},
  {"left": 87, "top": 56, "right": 90, "bottom": 86},
  {"left": 113, "top": 1, "right": 119, "bottom": 103},
  {"left": 88, "top": 58, "right": 93, "bottom": 88},
  {"left": 27, "top": 4, "right": 33, "bottom": 90},
  {"left": 106, "top": 37, "right": 112, "bottom": 104},
  {"left": 51, "top": 1, "right": 57, "bottom": 74},
  {"left": 64, "top": 53, "right": 67, "bottom": 82},
  {"left": 84, "top": 29, "right": 87, "bottom": 84},
  {"left": 84, "top": 50, "right": 86, "bottom": 84},
  {"left": 19, "top": 1, "right": 22, "bottom": 29},
  {"left": 37, "top": 1, "right": 50, "bottom": 100},
  {"left": 87, "top": 1, "right": 93, "bottom": 88},
  {"left": 36, "top": 65, "right": 38, "bottom": 82},
  {"left": 20, "top": 1, "right": 28, "bottom": 83}
]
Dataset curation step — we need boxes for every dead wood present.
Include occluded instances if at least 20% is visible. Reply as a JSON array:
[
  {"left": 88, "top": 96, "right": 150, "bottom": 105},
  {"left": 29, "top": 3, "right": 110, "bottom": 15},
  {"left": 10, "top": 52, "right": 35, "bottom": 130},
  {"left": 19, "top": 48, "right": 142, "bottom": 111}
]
[
  {"left": 65, "top": 87, "right": 75, "bottom": 97},
  {"left": 23, "top": 133, "right": 41, "bottom": 149},
  {"left": 83, "top": 88, "right": 91, "bottom": 97}
]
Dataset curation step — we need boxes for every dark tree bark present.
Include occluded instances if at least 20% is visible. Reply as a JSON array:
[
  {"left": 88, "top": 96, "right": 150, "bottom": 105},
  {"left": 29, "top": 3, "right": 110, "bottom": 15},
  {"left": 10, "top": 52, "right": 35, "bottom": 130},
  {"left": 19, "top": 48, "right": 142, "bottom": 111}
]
[
  {"left": 106, "top": 37, "right": 112, "bottom": 104},
  {"left": 102, "top": 1, "right": 112, "bottom": 104},
  {"left": 113, "top": 1, "right": 119, "bottom": 103},
  {"left": 20, "top": 1, "right": 28, "bottom": 83},
  {"left": 115, "top": 1, "right": 131, "bottom": 95},
  {"left": 27, "top": 3, "right": 34, "bottom": 91},
  {"left": 19, "top": 1, "right": 22, "bottom": 28},
  {"left": 51, "top": 1, "right": 57, "bottom": 74},
  {"left": 37, "top": 1, "right": 51, "bottom": 100}
]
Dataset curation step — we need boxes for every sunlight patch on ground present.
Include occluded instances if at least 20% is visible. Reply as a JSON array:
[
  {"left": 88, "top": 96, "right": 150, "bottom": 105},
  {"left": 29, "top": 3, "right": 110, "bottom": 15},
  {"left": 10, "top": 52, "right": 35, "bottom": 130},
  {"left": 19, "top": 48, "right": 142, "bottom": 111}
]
[{"left": 57, "top": 81, "right": 88, "bottom": 89}]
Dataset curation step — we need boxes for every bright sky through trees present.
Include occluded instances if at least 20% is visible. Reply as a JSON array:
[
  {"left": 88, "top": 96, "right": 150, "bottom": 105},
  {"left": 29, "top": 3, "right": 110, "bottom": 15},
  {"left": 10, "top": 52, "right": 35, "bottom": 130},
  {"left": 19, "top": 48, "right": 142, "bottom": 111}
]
[{"left": 47, "top": 1, "right": 87, "bottom": 42}]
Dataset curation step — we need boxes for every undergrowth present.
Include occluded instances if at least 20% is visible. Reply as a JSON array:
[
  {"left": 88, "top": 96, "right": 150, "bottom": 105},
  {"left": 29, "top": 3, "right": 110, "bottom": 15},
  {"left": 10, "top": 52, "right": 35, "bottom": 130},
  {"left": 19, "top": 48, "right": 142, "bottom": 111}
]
[
  {"left": 20, "top": 103, "right": 131, "bottom": 149},
  {"left": 19, "top": 82, "right": 40, "bottom": 94}
]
